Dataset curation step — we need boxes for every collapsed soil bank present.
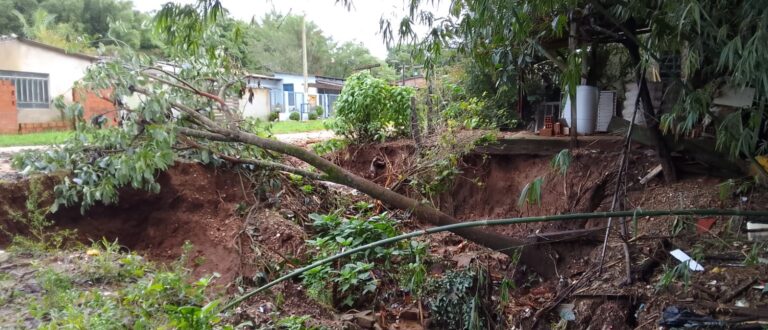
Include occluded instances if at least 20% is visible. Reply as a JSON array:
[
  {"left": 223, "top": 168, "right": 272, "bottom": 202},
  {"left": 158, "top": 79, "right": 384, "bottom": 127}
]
[{"left": 1, "top": 163, "right": 248, "bottom": 283}]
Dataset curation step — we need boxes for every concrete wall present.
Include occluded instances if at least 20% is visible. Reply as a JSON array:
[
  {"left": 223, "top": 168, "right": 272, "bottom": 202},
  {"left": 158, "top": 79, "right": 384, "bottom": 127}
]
[
  {"left": 0, "top": 38, "right": 93, "bottom": 123},
  {"left": 240, "top": 88, "right": 270, "bottom": 121},
  {"left": 273, "top": 73, "right": 317, "bottom": 95}
]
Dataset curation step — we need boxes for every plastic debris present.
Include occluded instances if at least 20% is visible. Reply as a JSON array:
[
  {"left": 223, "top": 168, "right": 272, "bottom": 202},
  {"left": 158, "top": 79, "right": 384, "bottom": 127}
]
[
  {"left": 659, "top": 306, "right": 725, "bottom": 328},
  {"left": 557, "top": 303, "right": 576, "bottom": 321},
  {"left": 746, "top": 221, "right": 768, "bottom": 242},
  {"left": 670, "top": 249, "right": 704, "bottom": 271},
  {"left": 86, "top": 248, "right": 101, "bottom": 257}
]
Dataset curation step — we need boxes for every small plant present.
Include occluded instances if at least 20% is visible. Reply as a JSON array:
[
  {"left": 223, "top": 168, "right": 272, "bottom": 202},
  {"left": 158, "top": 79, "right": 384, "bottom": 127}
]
[
  {"left": 311, "top": 138, "right": 348, "bottom": 156},
  {"left": 518, "top": 176, "right": 544, "bottom": 208},
  {"left": 314, "top": 105, "right": 324, "bottom": 117},
  {"left": 550, "top": 149, "right": 572, "bottom": 175},
  {"left": 655, "top": 262, "right": 693, "bottom": 292},
  {"left": 289, "top": 112, "right": 300, "bottom": 121},
  {"left": 302, "top": 211, "right": 418, "bottom": 307},
  {"left": 426, "top": 268, "right": 494, "bottom": 330},
  {"left": 308, "top": 113, "right": 318, "bottom": 120},
  {"left": 269, "top": 112, "right": 280, "bottom": 122},
  {"left": 744, "top": 243, "right": 766, "bottom": 266},
  {"left": 5, "top": 178, "right": 76, "bottom": 253},
  {"left": 274, "top": 315, "right": 320, "bottom": 330}
]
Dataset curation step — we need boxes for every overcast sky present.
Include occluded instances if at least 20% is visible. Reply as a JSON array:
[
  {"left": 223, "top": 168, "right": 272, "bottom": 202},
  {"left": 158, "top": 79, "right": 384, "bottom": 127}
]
[{"left": 131, "top": 0, "right": 446, "bottom": 59}]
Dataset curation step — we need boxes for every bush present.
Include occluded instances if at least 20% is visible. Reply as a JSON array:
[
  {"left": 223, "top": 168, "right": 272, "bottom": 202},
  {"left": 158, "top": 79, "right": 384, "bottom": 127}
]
[
  {"left": 308, "top": 113, "right": 318, "bottom": 120},
  {"left": 289, "top": 112, "right": 300, "bottom": 121},
  {"left": 314, "top": 105, "right": 324, "bottom": 117},
  {"left": 268, "top": 112, "right": 279, "bottom": 122},
  {"left": 328, "top": 72, "right": 414, "bottom": 142}
]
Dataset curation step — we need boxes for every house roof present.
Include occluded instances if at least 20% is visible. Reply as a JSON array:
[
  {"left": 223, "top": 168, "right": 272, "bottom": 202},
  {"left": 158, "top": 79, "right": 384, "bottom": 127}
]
[
  {"left": 1, "top": 35, "right": 99, "bottom": 62},
  {"left": 244, "top": 73, "right": 281, "bottom": 81}
]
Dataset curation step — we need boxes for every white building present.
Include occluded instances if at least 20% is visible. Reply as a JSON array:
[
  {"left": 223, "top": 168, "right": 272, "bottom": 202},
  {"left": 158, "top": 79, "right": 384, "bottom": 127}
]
[
  {"left": 239, "top": 72, "right": 343, "bottom": 121},
  {"left": 0, "top": 36, "right": 98, "bottom": 124}
]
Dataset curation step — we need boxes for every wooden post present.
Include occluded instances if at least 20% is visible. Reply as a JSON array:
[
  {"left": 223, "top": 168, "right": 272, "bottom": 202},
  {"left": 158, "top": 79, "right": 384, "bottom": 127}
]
[
  {"left": 568, "top": 12, "right": 579, "bottom": 148},
  {"left": 410, "top": 96, "right": 422, "bottom": 152},
  {"left": 426, "top": 77, "right": 435, "bottom": 135}
]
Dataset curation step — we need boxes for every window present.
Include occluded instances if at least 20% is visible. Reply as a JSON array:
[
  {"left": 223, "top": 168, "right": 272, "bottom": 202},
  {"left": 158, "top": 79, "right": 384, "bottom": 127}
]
[{"left": 0, "top": 70, "right": 50, "bottom": 109}]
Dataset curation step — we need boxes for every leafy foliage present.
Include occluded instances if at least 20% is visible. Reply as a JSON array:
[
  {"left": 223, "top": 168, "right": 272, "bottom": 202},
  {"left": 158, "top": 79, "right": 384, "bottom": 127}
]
[
  {"left": 3, "top": 177, "right": 76, "bottom": 253},
  {"left": 550, "top": 149, "right": 572, "bottom": 175},
  {"left": 425, "top": 268, "right": 500, "bottom": 330},
  {"left": 302, "top": 207, "right": 425, "bottom": 307},
  {"left": 26, "top": 242, "right": 231, "bottom": 329},
  {"left": 289, "top": 112, "right": 300, "bottom": 121},
  {"left": 328, "top": 72, "right": 415, "bottom": 142},
  {"left": 518, "top": 176, "right": 544, "bottom": 207}
]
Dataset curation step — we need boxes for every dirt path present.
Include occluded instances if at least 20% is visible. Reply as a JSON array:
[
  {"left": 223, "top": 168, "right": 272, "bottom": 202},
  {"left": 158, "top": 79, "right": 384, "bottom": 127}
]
[{"left": 0, "top": 131, "right": 334, "bottom": 180}]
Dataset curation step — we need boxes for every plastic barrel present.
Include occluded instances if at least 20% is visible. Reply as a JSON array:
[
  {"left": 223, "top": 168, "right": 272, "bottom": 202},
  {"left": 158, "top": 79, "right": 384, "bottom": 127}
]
[{"left": 562, "top": 85, "right": 599, "bottom": 135}]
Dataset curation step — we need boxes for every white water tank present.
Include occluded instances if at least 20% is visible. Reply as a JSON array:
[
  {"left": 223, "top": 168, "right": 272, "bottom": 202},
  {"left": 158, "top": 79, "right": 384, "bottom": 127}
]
[{"left": 562, "top": 85, "right": 599, "bottom": 135}]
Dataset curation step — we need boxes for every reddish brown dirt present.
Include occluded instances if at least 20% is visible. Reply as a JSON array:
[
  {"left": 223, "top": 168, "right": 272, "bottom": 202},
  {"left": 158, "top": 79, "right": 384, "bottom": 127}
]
[
  {"left": 333, "top": 139, "right": 767, "bottom": 329},
  {"left": 1, "top": 163, "right": 249, "bottom": 283}
]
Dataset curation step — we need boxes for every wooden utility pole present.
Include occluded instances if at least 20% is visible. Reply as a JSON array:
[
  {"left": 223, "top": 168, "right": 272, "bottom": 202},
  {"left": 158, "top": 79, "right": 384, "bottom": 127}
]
[{"left": 302, "top": 14, "right": 309, "bottom": 120}]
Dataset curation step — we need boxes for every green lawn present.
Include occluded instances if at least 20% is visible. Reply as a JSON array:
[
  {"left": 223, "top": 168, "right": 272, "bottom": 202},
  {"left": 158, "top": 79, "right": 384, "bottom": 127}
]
[
  {"left": 270, "top": 120, "right": 327, "bottom": 134},
  {"left": 0, "top": 120, "right": 327, "bottom": 147},
  {"left": 0, "top": 131, "right": 73, "bottom": 147}
]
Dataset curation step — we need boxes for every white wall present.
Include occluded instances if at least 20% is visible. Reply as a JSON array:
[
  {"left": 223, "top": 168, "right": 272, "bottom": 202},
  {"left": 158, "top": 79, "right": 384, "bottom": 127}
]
[
  {"left": 240, "top": 88, "right": 270, "bottom": 121},
  {"left": 273, "top": 73, "right": 317, "bottom": 95},
  {"left": 0, "top": 38, "right": 94, "bottom": 123}
]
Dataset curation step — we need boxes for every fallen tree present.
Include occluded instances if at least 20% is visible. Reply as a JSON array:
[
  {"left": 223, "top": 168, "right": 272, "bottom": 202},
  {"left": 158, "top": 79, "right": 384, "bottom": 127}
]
[{"left": 12, "top": 22, "right": 553, "bottom": 274}]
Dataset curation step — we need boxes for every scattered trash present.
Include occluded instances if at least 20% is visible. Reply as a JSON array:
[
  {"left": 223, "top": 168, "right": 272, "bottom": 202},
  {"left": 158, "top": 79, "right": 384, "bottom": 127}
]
[
  {"left": 86, "top": 249, "right": 101, "bottom": 257},
  {"left": 639, "top": 164, "right": 663, "bottom": 184},
  {"left": 557, "top": 303, "right": 576, "bottom": 321},
  {"left": 696, "top": 217, "right": 717, "bottom": 234},
  {"left": 634, "top": 303, "right": 646, "bottom": 319},
  {"left": 0, "top": 250, "right": 9, "bottom": 264},
  {"left": 746, "top": 221, "right": 768, "bottom": 241},
  {"left": 734, "top": 299, "right": 749, "bottom": 308},
  {"left": 670, "top": 249, "right": 705, "bottom": 271},
  {"left": 659, "top": 306, "right": 725, "bottom": 328}
]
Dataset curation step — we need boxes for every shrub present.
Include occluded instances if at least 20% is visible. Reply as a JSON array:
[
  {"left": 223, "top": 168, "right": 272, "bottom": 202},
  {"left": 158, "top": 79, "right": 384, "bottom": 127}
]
[
  {"left": 328, "top": 72, "right": 414, "bottom": 142},
  {"left": 308, "top": 113, "right": 318, "bottom": 120},
  {"left": 268, "top": 112, "right": 279, "bottom": 122},
  {"left": 314, "top": 105, "right": 324, "bottom": 117},
  {"left": 289, "top": 112, "right": 300, "bottom": 121}
]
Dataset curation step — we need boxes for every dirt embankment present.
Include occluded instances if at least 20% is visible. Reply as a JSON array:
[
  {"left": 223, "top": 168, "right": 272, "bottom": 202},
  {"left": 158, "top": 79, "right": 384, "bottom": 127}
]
[
  {"left": 334, "top": 139, "right": 766, "bottom": 329},
  {"left": 2, "top": 140, "right": 765, "bottom": 329}
]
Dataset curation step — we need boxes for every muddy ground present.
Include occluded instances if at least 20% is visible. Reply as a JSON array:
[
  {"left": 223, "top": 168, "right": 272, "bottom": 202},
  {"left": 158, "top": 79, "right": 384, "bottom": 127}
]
[{"left": 1, "top": 137, "right": 767, "bottom": 329}]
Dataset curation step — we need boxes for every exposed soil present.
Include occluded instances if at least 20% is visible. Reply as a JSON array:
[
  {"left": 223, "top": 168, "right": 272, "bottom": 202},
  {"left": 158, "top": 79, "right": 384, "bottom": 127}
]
[
  {"left": 333, "top": 138, "right": 768, "bottom": 329},
  {"left": 2, "top": 137, "right": 766, "bottom": 329}
]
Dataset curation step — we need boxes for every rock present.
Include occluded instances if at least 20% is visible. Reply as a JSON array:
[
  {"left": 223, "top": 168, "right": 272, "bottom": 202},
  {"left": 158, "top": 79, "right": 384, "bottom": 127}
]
[
  {"left": 398, "top": 307, "right": 420, "bottom": 321},
  {"left": 353, "top": 310, "right": 376, "bottom": 329}
]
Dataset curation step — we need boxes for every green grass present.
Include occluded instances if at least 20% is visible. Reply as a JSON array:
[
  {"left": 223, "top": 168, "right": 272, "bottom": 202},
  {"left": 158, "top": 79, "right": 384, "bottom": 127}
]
[
  {"left": 271, "top": 120, "right": 327, "bottom": 134},
  {"left": 0, "top": 120, "right": 327, "bottom": 147},
  {"left": 0, "top": 131, "right": 73, "bottom": 147}
]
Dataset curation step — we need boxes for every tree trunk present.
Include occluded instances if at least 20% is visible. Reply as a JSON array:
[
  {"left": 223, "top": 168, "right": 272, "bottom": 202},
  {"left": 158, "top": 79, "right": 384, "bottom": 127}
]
[
  {"left": 180, "top": 126, "right": 556, "bottom": 276},
  {"left": 624, "top": 41, "right": 678, "bottom": 182}
]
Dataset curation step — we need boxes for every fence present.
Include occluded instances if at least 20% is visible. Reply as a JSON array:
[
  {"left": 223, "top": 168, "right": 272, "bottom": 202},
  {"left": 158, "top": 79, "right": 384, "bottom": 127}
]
[{"left": 269, "top": 90, "right": 339, "bottom": 119}]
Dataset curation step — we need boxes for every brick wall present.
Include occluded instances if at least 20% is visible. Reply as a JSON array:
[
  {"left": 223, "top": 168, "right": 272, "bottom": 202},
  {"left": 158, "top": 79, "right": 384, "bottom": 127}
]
[
  {"left": 18, "top": 121, "right": 72, "bottom": 134},
  {"left": 0, "top": 81, "right": 18, "bottom": 134},
  {"left": 73, "top": 89, "right": 117, "bottom": 127}
]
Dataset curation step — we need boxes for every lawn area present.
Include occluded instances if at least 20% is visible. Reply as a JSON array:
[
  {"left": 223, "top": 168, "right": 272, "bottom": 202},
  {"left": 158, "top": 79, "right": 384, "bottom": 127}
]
[
  {"left": 270, "top": 120, "right": 327, "bottom": 134},
  {"left": 0, "top": 131, "right": 73, "bottom": 147},
  {"left": 0, "top": 120, "right": 327, "bottom": 147}
]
